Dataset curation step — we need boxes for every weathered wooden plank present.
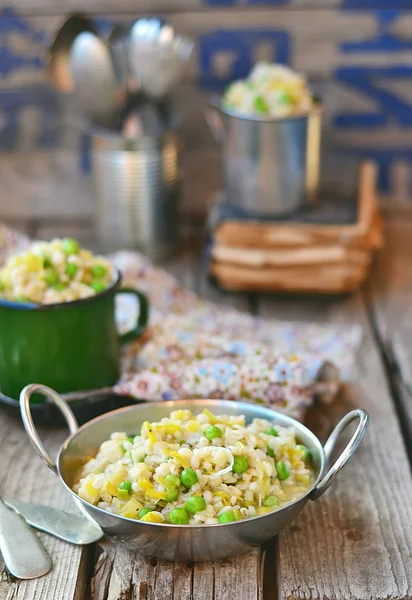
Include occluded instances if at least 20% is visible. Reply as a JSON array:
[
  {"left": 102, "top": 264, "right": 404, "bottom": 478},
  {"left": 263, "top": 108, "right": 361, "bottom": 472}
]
[
  {"left": 91, "top": 539, "right": 263, "bottom": 600},
  {"left": 4, "top": 0, "right": 390, "bottom": 17},
  {"left": 2, "top": 10, "right": 409, "bottom": 86},
  {"left": 0, "top": 151, "right": 93, "bottom": 220},
  {"left": 257, "top": 289, "right": 412, "bottom": 600},
  {"left": 0, "top": 411, "right": 90, "bottom": 600},
  {"left": 367, "top": 218, "right": 412, "bottom": 443}
]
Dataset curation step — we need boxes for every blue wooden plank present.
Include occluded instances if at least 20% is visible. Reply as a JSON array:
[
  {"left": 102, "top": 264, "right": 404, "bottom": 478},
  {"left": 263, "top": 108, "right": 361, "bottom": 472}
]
[
  {"left": 0, "top": 86, "right": 59, "bottom": 150},
  {"left": 0, "top": 8, "right": 48, "bottom": 78},
  {"left": 340, "top": 10, "right": 412, "bottom": 53},
  {"left": 334, "top": 66, "right": 412, "bottom": 129},
  {"left": 342, "top": 1, "right": 412, "bottom": 8},
  {"left": 203, "top": 0, "right": 290, "bottom": 4}
]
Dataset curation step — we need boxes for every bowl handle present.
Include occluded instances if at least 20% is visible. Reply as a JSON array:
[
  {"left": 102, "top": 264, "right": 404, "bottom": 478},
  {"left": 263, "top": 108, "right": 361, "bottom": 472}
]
[
  {"left": 20, "top": 384, "right": 79, "bottom": 475},
  {"left": 310, "top": 408, "right": 369, "bottom": 500}
]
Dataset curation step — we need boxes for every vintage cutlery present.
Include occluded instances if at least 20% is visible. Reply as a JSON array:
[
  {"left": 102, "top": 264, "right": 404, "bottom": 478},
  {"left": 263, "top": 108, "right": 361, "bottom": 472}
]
[
  {"left": 3, "top": 496, "right": 103, "bottom": 546},
  {"left": 69, "top": 31, "right": 127, "bottom": 126},
  {"left": 0, "top": 496, "right": 52, "bottom": 579},
  {"left": 49, "top": 13, "right": 97, "bottom": 93}
]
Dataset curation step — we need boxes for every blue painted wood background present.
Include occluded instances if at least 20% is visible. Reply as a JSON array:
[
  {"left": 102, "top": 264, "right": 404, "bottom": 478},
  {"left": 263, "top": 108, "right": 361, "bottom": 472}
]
[{"left": 1, "top": 1, "right": 412, "bottom": 202}]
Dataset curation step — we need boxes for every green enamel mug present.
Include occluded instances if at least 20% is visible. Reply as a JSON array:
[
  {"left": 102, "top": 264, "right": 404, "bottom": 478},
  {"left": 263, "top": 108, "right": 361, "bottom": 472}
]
[{"left": 0, "top": 270, "right": 149, "bottom": 400}]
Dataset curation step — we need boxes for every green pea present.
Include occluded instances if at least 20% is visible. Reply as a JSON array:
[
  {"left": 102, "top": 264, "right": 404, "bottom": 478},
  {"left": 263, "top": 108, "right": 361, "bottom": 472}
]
[
  {"left": 165, "top": 488, "right": 179, "bottom": 502},
  {"left": 218, "top": 511, "right": 236, "bottom": 523},
  {"left": 186, "top": 496, "right": 206, "bottom": 514},
  {"left": 138, "top": 508, "right": 153, "bottom": 519},
  {"left": 204, "top": 425, "right": 222, "bottom": 441},
  {"left": 45, "top": 268, "right": 59, "bottom": 286},
  {"left": 65, "top": 263, "right": 78, "bottom": 278},
  {"left": 118, "top": 480, "right": 132, "bottom": 494},
  {"left": 165, "top": 474, "right": 181, "bottom": 489},
  {"left": 253, "top": 95, "right": 269, "bottom": 114},
  {"left": 43, "top": 257, "right": 52, "bottom": 268},
  {"left": 181, "top": 468, "right": 198, "bottom": 488},
  {"left": 265, "top": 428, "right": 279, "bottom": 437},
  {"left": 117, "top": 487, "right": 129, "bottom": 501},
  {"left": 277, "top": 91, "right": 293, "bottom": 105},
  {"left": 266, "top": 446, "right": 275, "bottom": 459},
  {"left": 233, "top": 456, "right": 249, "bottom": 474},
  {"left": 169, "top": 507, "right": 190, "bottom": 525},
  {"left": 275, "top": 461, "right": 290, "bottom": 481},
  {"left": 91, "top": 264, "right": 108, "bottom": 278},
  {"left": 297, "top": 444, "right": 311, "bottom": 463},
  {"left": 90, "top": 280, "right": 106, "bottom": 294},
  {"left": 263, "top": 495, "right": 280, "bottom": 507},
  {"left": 53, "top": 282, "right": 66, "bottom": 291},
  {"left": 62, "top": 238, "right": 80, "bottom": 255}
]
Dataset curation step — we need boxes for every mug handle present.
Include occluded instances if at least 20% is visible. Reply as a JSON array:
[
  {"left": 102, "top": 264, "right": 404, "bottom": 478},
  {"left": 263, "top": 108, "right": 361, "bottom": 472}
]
[
  {"left": 115, "top": 288, "right": 149, "bottom": 345},
  {"left": 310, "top": 408, "right": 369, "bottom": 501},
  {"left": 205, "top": 102, "right": 226, "bottom": 143},
  {"left": 20, "top": 384, "right": 79, "bottom": 475}
]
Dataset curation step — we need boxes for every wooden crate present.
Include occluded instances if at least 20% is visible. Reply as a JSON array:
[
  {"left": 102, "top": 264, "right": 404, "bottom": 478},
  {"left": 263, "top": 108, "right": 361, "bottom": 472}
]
[{"left": 210, "top": 161, "right": 383, "bottom": 294}]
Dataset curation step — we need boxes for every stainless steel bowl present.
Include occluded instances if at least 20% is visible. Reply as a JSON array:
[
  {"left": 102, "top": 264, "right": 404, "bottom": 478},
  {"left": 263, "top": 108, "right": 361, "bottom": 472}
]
[{"left": 20, "top": 384, "right": 368, "bottom": 562}]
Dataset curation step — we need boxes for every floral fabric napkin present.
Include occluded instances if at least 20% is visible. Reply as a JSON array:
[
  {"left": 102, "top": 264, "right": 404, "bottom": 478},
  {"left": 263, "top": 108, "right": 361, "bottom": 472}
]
[{"left": 0, "top": 224, "right": 363, "bottom": 421}]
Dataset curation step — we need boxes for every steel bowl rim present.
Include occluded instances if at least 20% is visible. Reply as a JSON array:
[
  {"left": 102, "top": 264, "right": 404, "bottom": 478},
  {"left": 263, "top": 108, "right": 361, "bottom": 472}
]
[{"left": 57, "top": 399, "right": 326, "bottom": 530}]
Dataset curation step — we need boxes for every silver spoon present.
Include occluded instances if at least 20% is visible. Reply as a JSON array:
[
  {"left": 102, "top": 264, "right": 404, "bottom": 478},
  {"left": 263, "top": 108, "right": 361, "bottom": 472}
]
[
  {"left": 3, "top": 496, "right": 103, "bottom": 546},
  {"left": 128, "top": 18, "right": 193, "bottom": 99},
  {"left": 69, "top": 31, "right": 127, "bottom": 127},
  {"left": 108, "top": 23, "right": 139, "bottom": 93},
  {"left": 0, "top": 496, "right": 52, "bottom": 579},
  {"left": 48, "top": 14, "right": 97, "bottom": 93}
]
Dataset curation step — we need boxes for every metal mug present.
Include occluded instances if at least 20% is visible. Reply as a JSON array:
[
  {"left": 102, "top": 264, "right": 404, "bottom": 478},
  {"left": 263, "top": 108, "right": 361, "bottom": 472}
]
[
  {"left": 20, "top": 386, "right": 368, "bottom": 562},
  {"left": 206, "top": 98, "right": 323, "bottom": 217},
  {"left": 0, "top": 271, "right": 149, "bottom": 400}
]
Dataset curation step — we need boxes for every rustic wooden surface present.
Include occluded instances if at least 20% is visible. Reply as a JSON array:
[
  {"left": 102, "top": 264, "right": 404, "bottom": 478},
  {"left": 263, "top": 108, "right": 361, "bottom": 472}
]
[
  {"left": 367, "top": 217, "right": 412, "bottom": 452},
  {"left": 0, "top": 413, "right": 90, "bottom": 600},
  {"left": 1, "top": 217, "right": 412, "bottom": 599},
  {"left": 3, "top": 1, "right": 392, "bottom": 16}
]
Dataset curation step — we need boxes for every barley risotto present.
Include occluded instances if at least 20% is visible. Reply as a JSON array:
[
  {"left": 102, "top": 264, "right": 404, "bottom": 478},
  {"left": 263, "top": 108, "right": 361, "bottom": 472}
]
[
  {"left": 223, "top": 62, "right": 315, "bottom": 118},
  {"left": 74, "top": 408, "right": 315, "bottom": 525},
  {"left": 0, "top": 238, "right": 113, "bottom": 305}
]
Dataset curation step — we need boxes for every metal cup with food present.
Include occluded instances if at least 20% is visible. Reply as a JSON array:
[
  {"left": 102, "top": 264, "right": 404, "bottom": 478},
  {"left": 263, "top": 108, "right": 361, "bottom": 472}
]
[{"left": 0, "top": 239, "right": 149, "bottom": 399}]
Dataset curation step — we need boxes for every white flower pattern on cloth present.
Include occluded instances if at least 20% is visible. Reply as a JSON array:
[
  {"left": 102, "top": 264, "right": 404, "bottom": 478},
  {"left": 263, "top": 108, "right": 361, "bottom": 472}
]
[{"left": 0, "top": 227, "right": 363, "bottom": 421}]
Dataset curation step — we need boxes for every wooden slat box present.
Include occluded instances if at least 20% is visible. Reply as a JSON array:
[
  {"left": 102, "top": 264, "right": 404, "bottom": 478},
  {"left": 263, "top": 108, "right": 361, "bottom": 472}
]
[{"left": 209, "top": 161, "right": 383, "bottom": 294}]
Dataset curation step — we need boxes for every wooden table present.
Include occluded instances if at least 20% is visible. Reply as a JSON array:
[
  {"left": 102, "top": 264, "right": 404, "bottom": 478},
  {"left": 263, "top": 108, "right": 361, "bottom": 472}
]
[{"left": 1, "top": 214, "right": 412, "bottom": 600}]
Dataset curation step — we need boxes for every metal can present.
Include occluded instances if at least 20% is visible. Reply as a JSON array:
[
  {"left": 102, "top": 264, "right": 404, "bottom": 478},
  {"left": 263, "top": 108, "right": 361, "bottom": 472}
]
[{"left": 91, "top": 128, "right": 180, "bottom": 259}]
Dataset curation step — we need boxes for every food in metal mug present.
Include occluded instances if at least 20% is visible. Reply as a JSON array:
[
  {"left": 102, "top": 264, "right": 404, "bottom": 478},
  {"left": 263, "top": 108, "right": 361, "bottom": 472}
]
[
  {"left": 20, "top": 387, "right": 369, "bottom": 562},
  {"left": 0, "top": 240, "right": 149, "bottom": 400},
  {"left": 223, "top": 62, "right": 314, "bottom": 118},
  {"left": 0, "top": 238, "right": 113, "bottom": 304}
]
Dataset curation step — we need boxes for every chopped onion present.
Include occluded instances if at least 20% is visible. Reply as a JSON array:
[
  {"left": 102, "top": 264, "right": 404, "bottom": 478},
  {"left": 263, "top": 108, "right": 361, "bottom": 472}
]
[{"left": 206, "top": 447, "right": 235, "bottom": 476}]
